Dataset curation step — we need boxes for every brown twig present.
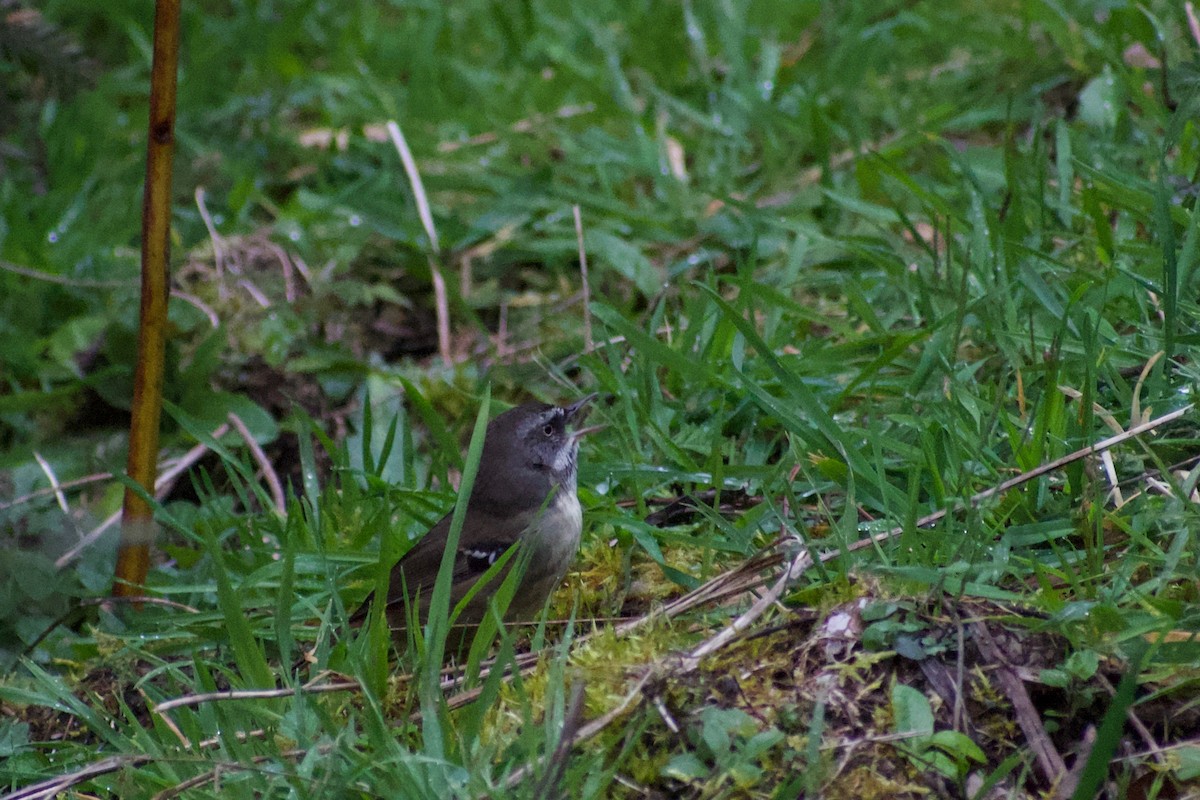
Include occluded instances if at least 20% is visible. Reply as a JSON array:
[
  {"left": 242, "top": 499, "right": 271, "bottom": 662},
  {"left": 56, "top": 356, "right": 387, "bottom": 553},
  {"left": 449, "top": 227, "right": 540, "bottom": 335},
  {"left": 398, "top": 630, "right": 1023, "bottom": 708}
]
[
  {"left": 1053, "top": 726, "right": 1095, "bottom": 800},
  {"left": 681, "top": 542, "right": 811, "bottom": 667},
  {"left": 0, "top": 472, "right": 113, "bottom": 511},
  {"left": 150, "top": 749, "right": 315, "bottom": 800},
  {"left": 264, "top": 239, "right": 299, "bottom": 302},
  {"left": 1094, "top": 672, "right": 1163, "bottom": 764},
  {"left": 81, "top": 595, "right": 200, "bottom": 614},
  {"left": 1, "top": 754, "right": 155, "bottom": 800},
  {"left": 153, "top": 678, "right": 360, "bottom": 714},
  {"left": 226, "top": 411, "right": 285, "bottom": 514},
  {"left": 972, "top": 621, "right": 1067, "bottom": 788}
]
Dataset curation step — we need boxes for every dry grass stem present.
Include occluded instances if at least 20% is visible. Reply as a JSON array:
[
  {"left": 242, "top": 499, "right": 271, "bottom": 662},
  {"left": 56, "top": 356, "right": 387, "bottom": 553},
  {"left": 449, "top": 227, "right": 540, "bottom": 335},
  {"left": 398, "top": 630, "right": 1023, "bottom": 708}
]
[
  {"left": 226, "top": 411, "right": 285, "bottom": 514},
  {"left": 386, "top": 119, "right": 451, "bottom": 366},
  {"left": 573, "top": 204, "right": 594, "bottom": 351},
  {"left": 153, "top": 678, "right": 360, "bottom": 714}
]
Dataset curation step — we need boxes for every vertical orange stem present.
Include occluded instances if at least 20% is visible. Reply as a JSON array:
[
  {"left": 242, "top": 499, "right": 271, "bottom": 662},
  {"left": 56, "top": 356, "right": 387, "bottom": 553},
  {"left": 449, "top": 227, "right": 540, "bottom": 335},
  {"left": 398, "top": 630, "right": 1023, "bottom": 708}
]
[{"left": 114, "top": 0, "right": 181, "bottom": 598}]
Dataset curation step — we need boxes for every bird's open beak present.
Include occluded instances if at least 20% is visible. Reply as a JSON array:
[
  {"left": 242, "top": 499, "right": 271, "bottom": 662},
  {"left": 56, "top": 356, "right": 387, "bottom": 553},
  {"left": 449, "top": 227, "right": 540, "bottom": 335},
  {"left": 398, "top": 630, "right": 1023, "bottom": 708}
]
[
  {"left": 565, "top": 393, "right": 598, "bottom": 421},
  {"left": 570, "top": 423, "right": 607, "bottom": 442},
  {"left": 565, "top": 393, "right": 604, "bottom": 440}
]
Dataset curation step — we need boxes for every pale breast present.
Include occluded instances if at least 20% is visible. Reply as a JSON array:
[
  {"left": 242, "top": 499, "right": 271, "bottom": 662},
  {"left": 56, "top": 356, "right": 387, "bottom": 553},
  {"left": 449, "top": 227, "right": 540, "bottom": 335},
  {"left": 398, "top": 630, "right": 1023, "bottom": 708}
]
[
  {"left": 529, "top": 491, "right": 582, "bottom": 575},
  {"left": 508, "top": 491, "right": 582, "bottom": 617}
]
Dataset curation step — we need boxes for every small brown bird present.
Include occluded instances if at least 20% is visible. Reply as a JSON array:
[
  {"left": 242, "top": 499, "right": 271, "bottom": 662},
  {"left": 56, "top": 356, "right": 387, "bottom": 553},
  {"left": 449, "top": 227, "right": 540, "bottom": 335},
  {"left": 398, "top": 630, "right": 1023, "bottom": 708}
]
[{"left": 351, "top": 395, "right": 598, "bottom": 645}]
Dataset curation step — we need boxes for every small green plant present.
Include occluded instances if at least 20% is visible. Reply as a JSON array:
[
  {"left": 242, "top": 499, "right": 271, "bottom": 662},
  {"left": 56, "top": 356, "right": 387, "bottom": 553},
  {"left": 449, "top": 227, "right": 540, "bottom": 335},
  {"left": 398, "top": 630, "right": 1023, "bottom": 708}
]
[
  {"left": 891, "top": 683, "right": 986, "bottom": 782},
  {"left": 662, "top": 706, "right": 785, "bottom": 792}
]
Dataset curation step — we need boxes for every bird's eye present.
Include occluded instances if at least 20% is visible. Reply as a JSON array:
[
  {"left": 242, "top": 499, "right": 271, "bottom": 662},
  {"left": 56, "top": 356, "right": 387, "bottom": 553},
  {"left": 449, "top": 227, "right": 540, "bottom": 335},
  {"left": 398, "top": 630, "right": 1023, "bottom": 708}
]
[{"left": 543, "top": 423, "right": 555, "bottom": 436}]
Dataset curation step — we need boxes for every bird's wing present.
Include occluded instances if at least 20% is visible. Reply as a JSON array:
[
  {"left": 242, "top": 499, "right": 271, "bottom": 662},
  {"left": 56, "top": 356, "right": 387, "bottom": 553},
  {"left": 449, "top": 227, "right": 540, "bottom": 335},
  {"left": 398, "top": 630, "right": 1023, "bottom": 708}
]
[{"left": 349, "top": 503, "right": 536, "bottom": 627}]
